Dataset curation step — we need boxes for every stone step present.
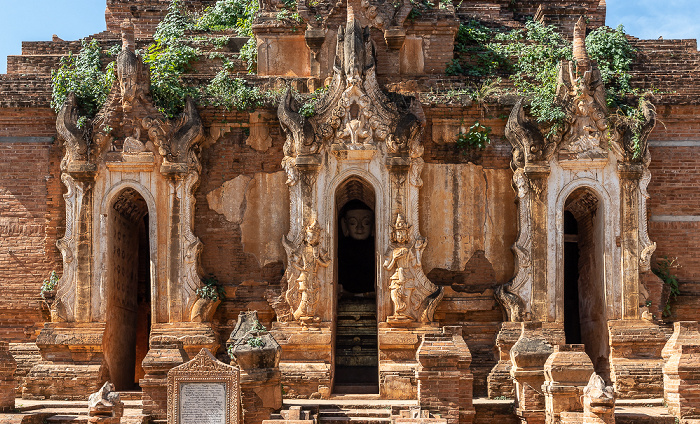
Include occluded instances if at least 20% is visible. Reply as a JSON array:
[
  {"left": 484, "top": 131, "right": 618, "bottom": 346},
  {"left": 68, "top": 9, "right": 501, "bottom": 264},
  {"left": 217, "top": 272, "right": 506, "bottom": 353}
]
[
  {"left": 614, "top": 405, "right": 675, "bottom": 424},
  {"left": 336, "top": 316, "right": 377, "bottom": 324},
  {"left": 319, "top": 408, "right": 391, "bottom": 418},
  {"left": 116, "top": 391, "right": 143, "bottom": 401},
  {"left": 318, "top": 416, "right": 391, "bottom": 424},
  {"left": 335, "top": 358, "right": 378, "bottom": 367},
  {"left": 336, "top": 329, "right": 377, "bottom": 338}
]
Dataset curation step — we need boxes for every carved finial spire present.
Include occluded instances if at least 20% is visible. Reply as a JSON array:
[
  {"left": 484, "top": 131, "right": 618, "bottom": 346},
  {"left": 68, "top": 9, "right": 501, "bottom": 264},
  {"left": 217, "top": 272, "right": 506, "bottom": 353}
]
[
  {"left": 347, "top": 5, "right": 355, "bottom": 23},
  {"left": 121, "top": 20, "right": 135, "bottom": 53},
  {"left": 573, "top": 16, "right": 590, "bottom": 71}
]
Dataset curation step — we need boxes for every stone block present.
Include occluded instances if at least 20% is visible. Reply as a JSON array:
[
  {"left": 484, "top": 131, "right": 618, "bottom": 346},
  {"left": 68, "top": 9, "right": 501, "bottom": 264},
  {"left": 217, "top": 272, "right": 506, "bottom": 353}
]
[
  {"left": 416, "top": 326, "right": 475, "bottom": 424},
  {"left": 141, "top": 339, "right": 188, "bottom": 420},
  {"left": 510, "top": 322, "right": 554, "bottom": 424},
  {"left": 664, "top": 344, "right": 700, "bottom": 419},
  {"left": 543, "top": 344, "right": 594, "bottom": 424},
  {"left": 608, "top": 319, "right": 665, "bottom": 398},
  {"left": 0, "top": 342, "right": 16, "bottom": 412}
]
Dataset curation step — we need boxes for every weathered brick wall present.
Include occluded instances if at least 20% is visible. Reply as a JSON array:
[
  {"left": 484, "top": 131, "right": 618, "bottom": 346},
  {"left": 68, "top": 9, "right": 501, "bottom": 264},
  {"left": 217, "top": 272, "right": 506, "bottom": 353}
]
[
  {"left": 105, "top": 0, "right": 217, "bottom": 37},
  {"left": 647, "top": 140, "right": 700, "bottom": 322},
  {"left": 455, "top": 0, "right": 605, "bottom": 33},
  {"left": 0, "top": 133, "right": 62, "bottom": 342},
  {"left": 0, "top": 1, "right": 697, "bottom": 399}
]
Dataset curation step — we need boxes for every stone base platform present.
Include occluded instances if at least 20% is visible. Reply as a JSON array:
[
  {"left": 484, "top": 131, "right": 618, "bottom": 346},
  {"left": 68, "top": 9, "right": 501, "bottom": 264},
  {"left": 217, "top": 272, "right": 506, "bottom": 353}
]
[
  {"left": 0, "top": 398, "right": 146, "bottom": 424},
  {"left": 0, "top": 396, "right": 681, "bottom": 424}
]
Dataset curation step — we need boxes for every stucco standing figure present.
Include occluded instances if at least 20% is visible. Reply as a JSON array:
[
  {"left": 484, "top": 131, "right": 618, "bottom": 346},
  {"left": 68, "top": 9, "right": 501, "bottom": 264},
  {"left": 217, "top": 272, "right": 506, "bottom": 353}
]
[
  {"left": 383, "top": 214, "right": 443, "bottom": 323},
  {"left": 284, "top": 218, "right": 330, "bottom": 323},
  {"left": 389, "top": 267, "right": 412, "bottom": 319}
]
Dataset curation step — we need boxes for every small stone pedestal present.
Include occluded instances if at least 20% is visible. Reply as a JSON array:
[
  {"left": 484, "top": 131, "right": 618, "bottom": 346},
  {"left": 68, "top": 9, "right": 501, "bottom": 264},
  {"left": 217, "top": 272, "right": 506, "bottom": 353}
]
[
  {"left": 662, "top": 321, "right": 700, "bottom": 362},
  {"left": 378, "top": 322, "right": 438, "bottom": 400},
  {"left": 664, "top": 344, "right": 700, "bottom": 420},
  {"left": 510, "top": 322, "right": 555, "bottom": 424},
  {"left": 229, "top": 311, "right": 283, "bottom": 424},
  {"left": 0, "top": 341, "right": 17, "bottom": 412},
  {"left": 488, "top": 322, "right": 522, "bottom": 399},
  {"left": 543, "top": 344, "right": 594, "bottom": 424},
  {"left": 608, "top": 319, "right": 665, "bottom": 398},
  {"left": 416, "top": 326, "right": 475, "bottom": 424},
  {"left": 270, "top": 321, "right": 332, "bottom": 398},
  {"left": 140, "top": 338, "right": 188, "bottom": 420},
  {"left": 149, "top": 322, "right": 220, "bottom": 361},
  {"left": 582, "top": 374, "right": 615, "bottom": 424},
  {"left": 23, "top": 322, "right": 106, "bottom": 400}
]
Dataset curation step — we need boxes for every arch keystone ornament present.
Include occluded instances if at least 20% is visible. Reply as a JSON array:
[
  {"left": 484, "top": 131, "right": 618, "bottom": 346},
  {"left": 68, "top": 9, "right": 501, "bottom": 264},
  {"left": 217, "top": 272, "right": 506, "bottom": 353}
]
[
  {"left": 490, "top": 16, "right": 665, "bottom": 400},
  {"left": 272, "top": 9, "right": 441, "bottom": 398},
  {"left": 25, "top": 20, "right": 213, "bottom": 403}
]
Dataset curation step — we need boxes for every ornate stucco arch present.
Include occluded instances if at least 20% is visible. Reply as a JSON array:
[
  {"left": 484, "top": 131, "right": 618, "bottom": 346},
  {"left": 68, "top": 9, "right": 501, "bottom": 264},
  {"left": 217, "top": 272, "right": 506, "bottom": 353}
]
[
  {"left": 270, "top": 11, "right": 443, "bottom": 397},
  {"left": 95, "top": 180, "right": 158, "bottom": 322},
  {"left": 553, "top": 179, "right": 616, "bottom": 322},
  {"left": 495, "top": 16, "right": 667, "bottom": 399}
]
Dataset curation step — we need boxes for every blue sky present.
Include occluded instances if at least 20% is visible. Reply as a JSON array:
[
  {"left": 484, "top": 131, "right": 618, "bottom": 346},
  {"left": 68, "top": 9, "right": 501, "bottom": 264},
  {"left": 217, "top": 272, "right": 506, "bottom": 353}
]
[{"left": 0, "top": 0, "right": 699, "bottom": 74}]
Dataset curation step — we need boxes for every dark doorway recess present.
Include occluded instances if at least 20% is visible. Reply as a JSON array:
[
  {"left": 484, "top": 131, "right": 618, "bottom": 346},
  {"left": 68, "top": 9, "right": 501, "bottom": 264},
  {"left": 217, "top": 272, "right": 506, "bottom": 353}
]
[
  {"left": 103, "top": 188, "right": 151, "bottom": 391},
  {"left": 563, "top": 188, "right": 610, "bottom": 382},
  {"left": 334, "top": 179, "right": 378, "bottom": 394}
]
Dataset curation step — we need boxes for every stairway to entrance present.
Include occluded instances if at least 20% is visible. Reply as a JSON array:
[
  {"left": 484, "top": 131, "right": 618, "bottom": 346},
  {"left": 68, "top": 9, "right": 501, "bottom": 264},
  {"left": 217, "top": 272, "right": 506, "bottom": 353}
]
[
  {"left": 270, "top": 398, "right": 417, "bottom": 424},
  {"left": 335, "top": 296, "right": 378, "bottom": 394}
]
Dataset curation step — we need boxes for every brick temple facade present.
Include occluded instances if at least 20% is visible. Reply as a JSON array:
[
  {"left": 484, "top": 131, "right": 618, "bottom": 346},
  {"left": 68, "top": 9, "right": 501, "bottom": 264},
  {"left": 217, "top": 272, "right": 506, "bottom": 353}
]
[{"left": 1, "top": 0, "right": 699, "bottom": 423}]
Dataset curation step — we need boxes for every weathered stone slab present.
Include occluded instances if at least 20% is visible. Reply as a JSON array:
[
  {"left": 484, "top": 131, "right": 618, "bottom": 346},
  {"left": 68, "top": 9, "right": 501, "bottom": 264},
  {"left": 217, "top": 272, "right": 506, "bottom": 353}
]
[{"left": 167, "top": 349, "right": 240, "bottom": 424}]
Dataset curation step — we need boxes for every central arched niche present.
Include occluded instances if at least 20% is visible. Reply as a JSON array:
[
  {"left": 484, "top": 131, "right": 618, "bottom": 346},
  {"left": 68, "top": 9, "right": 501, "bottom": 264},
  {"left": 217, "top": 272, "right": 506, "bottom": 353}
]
[
  {"left": 103, "top": 187, "right": 152, "bottom": 390},
  {"left": 334, "top": 177, "right": 379, "bottom": 393}
]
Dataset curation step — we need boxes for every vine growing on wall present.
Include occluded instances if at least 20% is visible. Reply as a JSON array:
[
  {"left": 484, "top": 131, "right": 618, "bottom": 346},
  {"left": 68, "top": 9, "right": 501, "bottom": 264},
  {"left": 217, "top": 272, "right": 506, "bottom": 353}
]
[
  {"left": 489, "top": 20, "right": 573, "bottom": 136},
  {"left": 481, "top": 21, "right": 647, "bottom": 143},
  {"left": 195, "top": 0, "right": 260, "bottom": 72},
  {"left": 51, "top": 0, "right": 271, "bottom": 118},
  {"left": 447, "top": 20, "right": 509, "bottom": 78},
  {"left": 50, "top": 39, "right": 115, "bottom": 121},
  {"left": 145, "top": 0, "right": 200, "bottom": 118},
  {"left": 456, "top": 121, "right": 491, "bottom": 152},
  {"left": 652, "top": 256, "right": 681, "bottom": 317}
]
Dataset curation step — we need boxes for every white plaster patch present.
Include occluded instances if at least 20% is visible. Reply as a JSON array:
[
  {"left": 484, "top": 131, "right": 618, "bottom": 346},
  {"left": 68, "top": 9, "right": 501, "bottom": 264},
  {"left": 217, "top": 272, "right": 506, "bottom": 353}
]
[
  {"left": 419, "top": 163, "right": 487, "bottom": 272},
  {"left": 240, "top": 171, "right": 289, "bottom": 268},
  {"left": 206, "top": 175, "right": 253, "bottom": 225}
]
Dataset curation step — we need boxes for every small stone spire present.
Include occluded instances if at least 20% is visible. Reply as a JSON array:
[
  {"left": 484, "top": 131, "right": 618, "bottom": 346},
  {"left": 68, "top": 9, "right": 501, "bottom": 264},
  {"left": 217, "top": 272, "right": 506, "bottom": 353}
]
[
  {"left": 347, "top": 5, "right": 355, "bottom": 23},
  {"left": 573, "top": 16, "right": 590, "bottom": 72},
  {"left": 121, "top": 20, "right": 135, "bottom": 53}
]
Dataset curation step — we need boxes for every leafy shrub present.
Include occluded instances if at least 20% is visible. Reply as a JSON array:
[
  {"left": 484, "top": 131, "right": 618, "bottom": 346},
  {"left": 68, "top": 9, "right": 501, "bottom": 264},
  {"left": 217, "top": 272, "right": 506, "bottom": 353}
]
[
  {"left": 196, "top": 275, "right": 226, "bottom": 301},
  {"left": 144, "top": 0, "right": 200, "bottom": 118},
  {"left": 652, "top": 256, "right": 681, "bottom": 317},
  {"left": 41, "top": 271, "right": 60, "bottom": 293},
  {"left": 51, "top": 39, "right": 115, "bottom": 118},
  {"left": 456, "top": 122, "right": 491, "bottom": 151},
  {"left": 490, "top": 21, "right": 572, "bottom": 135}
]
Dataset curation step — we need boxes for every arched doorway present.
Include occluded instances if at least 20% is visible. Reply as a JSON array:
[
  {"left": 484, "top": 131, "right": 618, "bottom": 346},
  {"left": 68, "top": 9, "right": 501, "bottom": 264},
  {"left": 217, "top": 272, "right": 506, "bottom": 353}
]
[
  {"left": 334, "top": 177, "right": 378, "bottom": 394},
  {"left": 563, "top": 187, "right": 609, "bottom": 380},
  {"left": 103, "top": 188, "right": 152, "bottom": 391}
]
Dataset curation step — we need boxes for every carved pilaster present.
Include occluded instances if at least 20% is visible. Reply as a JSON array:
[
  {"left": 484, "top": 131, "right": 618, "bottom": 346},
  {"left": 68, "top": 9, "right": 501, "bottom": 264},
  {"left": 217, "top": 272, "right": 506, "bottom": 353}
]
[
  {"left": 525, "top": 164, "right": 550, "bottom": 321},
  {"left": 618, "top": 163, "right": 643, "bottom": 319}
]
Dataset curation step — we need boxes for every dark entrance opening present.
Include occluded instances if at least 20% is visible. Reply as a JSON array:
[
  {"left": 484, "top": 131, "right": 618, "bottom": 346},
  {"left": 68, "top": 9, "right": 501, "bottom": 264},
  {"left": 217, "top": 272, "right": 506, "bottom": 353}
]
[
  {"left": 104, "top": 188, "right": 152, "bottom": 391},
  {"left": 563, "top": 188, "right": 610, "bottom": 381},
  {"left": 563, "top": 211, "right": 582, "bottom": 344},
  {"left": 334, "top": 179, "right": 378, "bottom": 394}
]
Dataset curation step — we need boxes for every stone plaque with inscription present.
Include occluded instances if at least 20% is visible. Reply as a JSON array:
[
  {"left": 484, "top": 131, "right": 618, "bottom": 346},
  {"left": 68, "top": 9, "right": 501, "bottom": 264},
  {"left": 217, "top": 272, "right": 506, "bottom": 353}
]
[{"left": 168, "top": 348, "right": 240, "bottom": 424}]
